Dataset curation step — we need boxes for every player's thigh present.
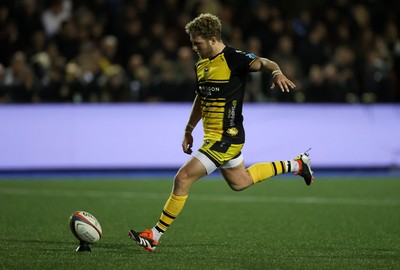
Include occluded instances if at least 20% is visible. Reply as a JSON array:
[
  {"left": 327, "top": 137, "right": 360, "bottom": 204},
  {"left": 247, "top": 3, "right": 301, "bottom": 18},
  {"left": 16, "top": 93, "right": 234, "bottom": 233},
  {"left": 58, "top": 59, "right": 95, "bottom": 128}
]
[
  {"left": 174, "top": 157, "right": 207, "bottom": 191},
  {"left": 177, "top": 156, "right": 207, "bottom": 180}
]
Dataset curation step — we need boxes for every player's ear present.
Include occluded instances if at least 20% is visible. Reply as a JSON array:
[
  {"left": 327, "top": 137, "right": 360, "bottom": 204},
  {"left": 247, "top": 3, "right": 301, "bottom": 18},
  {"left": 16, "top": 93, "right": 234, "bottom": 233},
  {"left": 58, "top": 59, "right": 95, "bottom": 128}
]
[{"left": 210, "top": 37, "right": 217, "bottom": 45}]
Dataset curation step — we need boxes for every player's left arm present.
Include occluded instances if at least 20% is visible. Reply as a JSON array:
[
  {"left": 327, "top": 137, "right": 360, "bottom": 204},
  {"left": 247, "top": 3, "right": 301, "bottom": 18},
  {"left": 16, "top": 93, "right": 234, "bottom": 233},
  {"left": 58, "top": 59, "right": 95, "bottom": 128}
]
[
  {"left": 182, "top": 94, "right": 202, "bottom": 155},
  {"left": 250, "top": 57, "right": 296, "bottom": 92}
]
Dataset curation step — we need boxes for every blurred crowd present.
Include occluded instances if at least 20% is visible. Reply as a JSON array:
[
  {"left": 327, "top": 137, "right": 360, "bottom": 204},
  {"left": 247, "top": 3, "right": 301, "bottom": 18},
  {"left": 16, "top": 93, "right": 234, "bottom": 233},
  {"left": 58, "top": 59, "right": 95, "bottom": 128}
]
[{"left": 0, "top": 0, "right": 399, "bottom": 104}]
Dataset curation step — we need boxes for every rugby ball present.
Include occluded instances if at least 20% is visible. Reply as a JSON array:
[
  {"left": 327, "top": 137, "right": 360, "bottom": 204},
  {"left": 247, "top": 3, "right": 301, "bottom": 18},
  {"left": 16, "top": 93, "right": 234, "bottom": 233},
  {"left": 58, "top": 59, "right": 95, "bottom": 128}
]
[{"left": 69, "top": 211, "right": 103, "bottom": 244}]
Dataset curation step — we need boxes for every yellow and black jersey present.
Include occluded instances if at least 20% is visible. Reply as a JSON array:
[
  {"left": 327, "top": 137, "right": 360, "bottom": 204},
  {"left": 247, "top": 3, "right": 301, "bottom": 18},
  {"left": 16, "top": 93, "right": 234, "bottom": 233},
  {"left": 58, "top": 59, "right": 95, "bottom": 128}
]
[{"left": 195, "top": 46, "right": 258, "bottom": 144}]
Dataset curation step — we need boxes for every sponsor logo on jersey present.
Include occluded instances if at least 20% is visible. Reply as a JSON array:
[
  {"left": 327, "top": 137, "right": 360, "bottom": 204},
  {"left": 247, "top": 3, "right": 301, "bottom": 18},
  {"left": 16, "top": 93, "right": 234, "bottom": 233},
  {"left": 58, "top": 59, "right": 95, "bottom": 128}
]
[
  {"left": 229, "top": 100, "right": 237, "bottom": 126},
  {"left": 204, "top": 67, "right": 209, "bottom": 77},
  {"left": 235, "top": 50, "right": 257, "bottom": 60},
  {"left": 198, "top": 85, "right": 220, "bottom": 96},
  {"left": 245, "top": 53, "right": 257, "bottom": 59},
  {"left": 226, "top": 127, "right": 239, "bottom": 136}
]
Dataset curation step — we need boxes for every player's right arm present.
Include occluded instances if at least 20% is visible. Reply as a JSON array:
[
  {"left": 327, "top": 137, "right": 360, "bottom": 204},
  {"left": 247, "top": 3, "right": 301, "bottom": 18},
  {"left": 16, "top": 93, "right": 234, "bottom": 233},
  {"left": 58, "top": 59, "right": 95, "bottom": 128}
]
[
  {"left": 182, "top": 94, "right": 202, "bottom": 154},
  {"left": 250, "top": 57, "right": 296, "bottom": 92}
]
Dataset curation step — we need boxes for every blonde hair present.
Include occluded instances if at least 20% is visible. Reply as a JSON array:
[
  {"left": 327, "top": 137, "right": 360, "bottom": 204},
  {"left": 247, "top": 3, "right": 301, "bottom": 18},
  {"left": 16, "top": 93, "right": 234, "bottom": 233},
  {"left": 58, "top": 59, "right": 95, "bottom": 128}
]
[{"left": 185, "top": 13, "right": 222, "bottom": 40}]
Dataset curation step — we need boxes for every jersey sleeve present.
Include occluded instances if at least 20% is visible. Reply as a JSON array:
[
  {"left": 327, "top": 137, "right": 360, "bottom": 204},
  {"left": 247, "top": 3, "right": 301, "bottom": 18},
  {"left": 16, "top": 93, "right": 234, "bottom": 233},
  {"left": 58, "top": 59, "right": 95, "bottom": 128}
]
[{"left": 227, "top": 48, "right": 259, "bottom": 74}]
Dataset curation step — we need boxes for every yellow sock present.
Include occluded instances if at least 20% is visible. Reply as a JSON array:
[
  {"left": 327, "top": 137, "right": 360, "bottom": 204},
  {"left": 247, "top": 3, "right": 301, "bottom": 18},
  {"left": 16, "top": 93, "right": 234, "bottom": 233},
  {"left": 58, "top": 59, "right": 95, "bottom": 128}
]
[
  {"left": 247, "top": 161, "right": 287, "bottom": 184},
  {"left": 154, "top": 193, "right": 188, "bottom": 234}
]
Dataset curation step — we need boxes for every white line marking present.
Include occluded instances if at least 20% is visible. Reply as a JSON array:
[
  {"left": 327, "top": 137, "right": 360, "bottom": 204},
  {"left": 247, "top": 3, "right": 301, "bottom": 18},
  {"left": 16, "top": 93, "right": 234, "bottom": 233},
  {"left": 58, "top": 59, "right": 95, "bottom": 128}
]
[
  {"left": 0, "top": 187, "right": 399, "bottom": 206},
  {"left": 192, "top": 194, "right": 400, "bottom": 206}
]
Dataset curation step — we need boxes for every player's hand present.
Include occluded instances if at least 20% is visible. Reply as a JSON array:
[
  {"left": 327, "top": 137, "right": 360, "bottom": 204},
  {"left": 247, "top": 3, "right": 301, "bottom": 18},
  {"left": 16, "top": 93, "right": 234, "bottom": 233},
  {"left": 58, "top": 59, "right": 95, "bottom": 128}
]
[
  {"left": 182, "top": 132, "right": 193, "bottom": 154},
  {"left": 271, "top": 74, "right": 296, "bottom": 92}
]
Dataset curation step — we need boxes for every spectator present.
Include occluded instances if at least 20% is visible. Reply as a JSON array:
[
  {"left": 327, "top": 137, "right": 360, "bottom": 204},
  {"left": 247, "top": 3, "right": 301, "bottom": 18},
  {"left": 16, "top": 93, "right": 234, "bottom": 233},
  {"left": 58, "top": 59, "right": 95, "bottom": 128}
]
[
  {"left": 0, "top": 19, "right": 24, "bottom": 66},
  {"left": 126, "top": 53, "right": 152, "bottom": 101},
  {"left": 0, "top": 63, "right": 6, "bottom": 103},
  {"left": 245, "top": 36, "right": 267, "bottom": 102},
  {"left": 148, "top": 60, "right": 178, "bottom": 102},
  {"left": 102, "top": 64, "right": 130, "bottom": 102},
  {"left": 384, "top": 20, "right": 400, "bottom": 102},
  {"left": 41, "top": 0, "right": 71, "bottom": 37},
  {"left": 175, "top": 46, "right": 196, "bottom": 102},
  {"left": 0, "top": 0, "right": 399, "bottom": 104},
  {"left": 303, "top": 65, "right": 326, "bottom": 102},
  {"left": 16, "top": 0, "right": 44, "bottom": 46},
  {"left": 71, "top": 44, "right": 102, "bottom": 102},
  {"left": 53, "top": 19, "right": 80, "bottom": 61},
  {"left": 98, "top": 35, "right": 120, "bottom": 73},
  {"left": 330, "top": 45, "right": 359, "bottom": 102},
  {"left": 270, "top": 34, "right": 305, "bottom": 102},
  {"left": 26, "top": 30, "right": 47, "bottom": 59},
  {"left": 297, "top": 21, "right": 330, "bottom": 75},
  {"left": 363, "top": 46, "right": 392, "bottom": 103},
  {"left": 4, "top": 51, "right": 36, "bottom": 103}
]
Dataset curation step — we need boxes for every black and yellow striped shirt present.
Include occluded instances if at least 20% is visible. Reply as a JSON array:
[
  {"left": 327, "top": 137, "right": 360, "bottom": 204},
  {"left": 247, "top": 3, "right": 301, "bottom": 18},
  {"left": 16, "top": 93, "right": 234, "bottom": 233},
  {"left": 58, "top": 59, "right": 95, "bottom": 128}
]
[{"left": 195, "top": 46, "right": 258, "bottom": 144}]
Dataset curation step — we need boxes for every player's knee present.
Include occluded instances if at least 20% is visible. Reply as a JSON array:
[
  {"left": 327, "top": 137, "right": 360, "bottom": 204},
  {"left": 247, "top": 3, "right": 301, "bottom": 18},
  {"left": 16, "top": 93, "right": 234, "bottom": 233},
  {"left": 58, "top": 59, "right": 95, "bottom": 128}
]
[
  {"left": 174, "top": 168, "right": 189, "bottom": 182},
  {"left": 173, "top": 169, "right": 192, "bottom": 194},
  {"left": 227, "top": 183, "right": 247, "bottom": 192},
  {"left": 226, "top": 175, "right": 254, "bottom": 191}
]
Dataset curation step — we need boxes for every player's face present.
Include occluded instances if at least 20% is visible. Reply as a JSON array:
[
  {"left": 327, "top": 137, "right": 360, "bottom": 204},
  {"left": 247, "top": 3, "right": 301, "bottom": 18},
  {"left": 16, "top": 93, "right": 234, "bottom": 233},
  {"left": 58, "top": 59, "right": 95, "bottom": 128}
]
[{"left": 190, "top": 35, "right": 214, "bottom": 59}]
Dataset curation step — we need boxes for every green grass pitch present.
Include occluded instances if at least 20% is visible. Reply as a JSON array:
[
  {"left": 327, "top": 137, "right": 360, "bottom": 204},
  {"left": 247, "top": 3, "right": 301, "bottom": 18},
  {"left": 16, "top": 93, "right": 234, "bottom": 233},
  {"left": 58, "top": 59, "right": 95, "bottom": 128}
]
[{"left": 0, "top": 176, "right": 399, "bottom": 269}]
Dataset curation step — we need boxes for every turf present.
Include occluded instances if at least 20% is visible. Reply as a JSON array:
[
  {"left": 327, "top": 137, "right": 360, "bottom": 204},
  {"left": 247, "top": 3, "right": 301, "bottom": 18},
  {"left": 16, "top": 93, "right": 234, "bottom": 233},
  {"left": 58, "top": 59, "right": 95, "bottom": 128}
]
[{"left": 0, "top": 176, "right": 399, "bottom": 270}]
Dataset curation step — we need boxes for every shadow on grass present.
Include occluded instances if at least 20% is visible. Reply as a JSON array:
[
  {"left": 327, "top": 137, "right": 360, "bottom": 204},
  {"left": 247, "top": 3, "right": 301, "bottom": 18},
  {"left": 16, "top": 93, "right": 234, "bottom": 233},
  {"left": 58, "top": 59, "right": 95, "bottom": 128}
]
[{"left": 0, "top": 237, "right": 145, "bottom": 255}]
